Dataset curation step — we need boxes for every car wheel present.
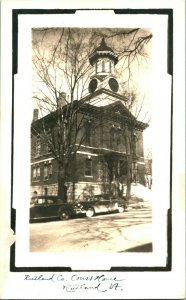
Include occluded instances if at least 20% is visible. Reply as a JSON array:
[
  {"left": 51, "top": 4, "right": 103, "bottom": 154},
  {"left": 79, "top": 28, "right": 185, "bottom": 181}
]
[
  {"left": 118, "top": 206, "right": 124, "bottom": 213},
  {"left": 59, "top": 210, "right": 69, "bottom": 221},
  {"left": 86, "top": 208, "right": 95, "bottom": 218}
]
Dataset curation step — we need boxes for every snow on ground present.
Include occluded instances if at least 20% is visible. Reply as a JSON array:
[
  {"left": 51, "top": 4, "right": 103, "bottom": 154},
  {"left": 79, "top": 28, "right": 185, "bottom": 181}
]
[
  {"left": 126, "top": 184, "right": 152, "bottom": 209},
  {"left": 131, "top": 183, "right": 152, "bottom": 202}
]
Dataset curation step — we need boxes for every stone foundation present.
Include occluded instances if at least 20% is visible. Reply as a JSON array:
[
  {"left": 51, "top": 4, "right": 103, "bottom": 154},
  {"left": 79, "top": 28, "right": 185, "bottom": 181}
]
[
  {"left": 31, "top": 181, "right": 128, "bottom": 202},
  {"left": 31, "top": 184, "right": 58, "bottom": 197},
  {"left": 66, "top": 181, "right": 128, "bottom": 202},
  {"left": 67, "top": 182, "right": 104, "bottom": 202}
]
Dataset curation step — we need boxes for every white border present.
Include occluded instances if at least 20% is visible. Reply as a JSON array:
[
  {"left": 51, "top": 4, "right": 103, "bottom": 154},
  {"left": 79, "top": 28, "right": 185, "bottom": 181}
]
[
  {"left": 0, "top": 1, "right": 185, "bottom": 299},
  {"left": 14, "top": 12, "right": 168, "bottom": 269}
]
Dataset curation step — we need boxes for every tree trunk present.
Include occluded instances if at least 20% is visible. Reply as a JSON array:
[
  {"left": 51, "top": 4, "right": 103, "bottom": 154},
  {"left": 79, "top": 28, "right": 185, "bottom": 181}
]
[
  {"left": 126, "top": 159, "right": 132, "bottom": 201},
  {"left": 58, "top": 165, "right": 67, "bottom": 202}
]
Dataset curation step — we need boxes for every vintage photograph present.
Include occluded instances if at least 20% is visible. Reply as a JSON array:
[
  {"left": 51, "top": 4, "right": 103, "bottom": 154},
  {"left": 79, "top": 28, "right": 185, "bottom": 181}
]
[
  {"left": 1, "top": 2, "right": 185, "bottom": 299},
  {"left": 30, "top": 27, "right": 153, "bottom": 253}
]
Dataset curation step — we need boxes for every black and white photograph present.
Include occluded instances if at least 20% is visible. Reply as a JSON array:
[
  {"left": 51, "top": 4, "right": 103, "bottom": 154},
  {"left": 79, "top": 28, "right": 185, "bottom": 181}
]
[
  {"left": 0, "top": 1, "right": 185, "bottom": 299},
  {"left": 30, "top": 27, "right": 153, "bottom": 253}
]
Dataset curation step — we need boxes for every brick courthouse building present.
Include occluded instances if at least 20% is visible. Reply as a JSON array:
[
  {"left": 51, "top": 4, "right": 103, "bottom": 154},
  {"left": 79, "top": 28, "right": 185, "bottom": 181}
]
[{"left": 31, "top": 38, "right": 148, "bottom": 201}]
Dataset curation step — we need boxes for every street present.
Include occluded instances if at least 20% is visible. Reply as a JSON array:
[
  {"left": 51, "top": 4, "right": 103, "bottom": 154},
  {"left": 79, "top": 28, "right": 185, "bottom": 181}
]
[{"left": 30, "top": 204, "right": 152, "bottom": 252}]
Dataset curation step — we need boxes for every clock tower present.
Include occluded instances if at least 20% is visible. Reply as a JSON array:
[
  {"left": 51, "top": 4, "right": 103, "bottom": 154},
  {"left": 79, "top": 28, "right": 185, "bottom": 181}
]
[{"left": 88, "top": 38, "right": 119, "bottom": 94}]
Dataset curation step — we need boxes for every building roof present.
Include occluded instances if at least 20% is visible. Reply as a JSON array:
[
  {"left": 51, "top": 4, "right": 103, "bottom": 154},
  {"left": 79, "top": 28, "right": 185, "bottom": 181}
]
[
  {"left": 94, "top": 38, "right": 114, "bottom": 52},
  {"left": 31, "top": 99, "right": 148, "bottom": 134},
  {"left": 99, "top": 101, "right": 148, "bottom": 130},
  {"left": 81, "top": 88, "right": 128, "bottom": 103},
  {"left": 89, "top": 38, "right": 118, "bottom": 66}
]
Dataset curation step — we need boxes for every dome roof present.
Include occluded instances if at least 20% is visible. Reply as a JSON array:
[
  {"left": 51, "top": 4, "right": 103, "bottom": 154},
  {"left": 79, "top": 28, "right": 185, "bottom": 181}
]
[
  {"left": 94, "top": 38, "right": 114, "bottom": 52},
  {"left": 89, "top": 38, "right": 118, "bottom": 66}
]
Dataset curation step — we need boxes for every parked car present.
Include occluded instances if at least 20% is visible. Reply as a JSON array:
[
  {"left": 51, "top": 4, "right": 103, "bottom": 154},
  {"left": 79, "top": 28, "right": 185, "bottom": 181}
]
[
  {"left": 30, "top": 195, "right": 81, "bottom": 221},
  {"left": 77, "top": 194, "right": 126, "bottom": 217}
]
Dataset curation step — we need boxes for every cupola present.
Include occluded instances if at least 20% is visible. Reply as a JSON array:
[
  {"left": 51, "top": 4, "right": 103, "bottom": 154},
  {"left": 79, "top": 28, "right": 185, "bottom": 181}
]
[
  {"left": 88, "top": 38, "right": 119, "bottom": 94},
  {"left": 89, "top": 38, "right": 118, "bottom": 78}
]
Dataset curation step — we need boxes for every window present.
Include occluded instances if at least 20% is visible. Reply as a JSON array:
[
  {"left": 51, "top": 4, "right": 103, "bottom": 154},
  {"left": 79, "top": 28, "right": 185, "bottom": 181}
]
[
  {"left": 44, "top": 142, "right": 51, "bottom": 154},
  {"left": 32, "top": 166, "right": 40, "bottom": 181},
  {"left": 110, "top": 127, "right": 115, "bottom": 149},
  {"left": 47, "top": 143, "right": 51, "bottom": 153},
  {"left": 105, "top": 61, "right": 110, "bottom": 73},
  {"left": 35, "top": 136, "right": 41, "bottom": 157},
  {"left": 36, "top": 166, "right": 40, "bottom": 178},
  {"left": 102, "top": 61, "right": 105, "bottom": 72},
  {"left": 85, "top": 158, "right": 92, "bottom": 176},
  {"left": 116, "top": 130, "right": 121, "bottom": 149},
  {"left": 116, "top": 129, "right": 121, "bottom": 150},
  {"left": 85, "top": 121, "right": 92, "bottom": 145},
  {"left": 97, "top": 60, "right": 102, "bottom": 73},
  {"left": 44, "top": 163, "right": 53, "bottom": 180},
  {"left": 33, "top": 167, "right": 36, "bottom": 179},
  {"left": 109, "top": 61, "right": 112, "bottom": 72},
  {"left": 44, "top": 164, "right": 49, "bottom": 179},
  {"left": 46, "top": 132, "right": 52, "bottom": 153},
  {"left": 44, "top": 165, "right": 48, "bottom": 179},
  {"left": 48, "top": 163, "right": 53, "bottom": 178}
]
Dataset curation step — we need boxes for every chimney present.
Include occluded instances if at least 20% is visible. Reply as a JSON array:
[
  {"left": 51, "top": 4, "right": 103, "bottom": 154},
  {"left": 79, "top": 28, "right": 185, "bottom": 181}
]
[
  {"left": 58, "top": 92, "right": 66, "bottom": 108},
  {"left": 33, "top": 109, "right": 39, "bottom": 122}
]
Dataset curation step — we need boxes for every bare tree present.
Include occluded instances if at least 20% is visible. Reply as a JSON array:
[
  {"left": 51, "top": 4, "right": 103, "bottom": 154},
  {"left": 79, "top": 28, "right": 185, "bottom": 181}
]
[{"left": 31, "top": 27, "right": 152, "bottom": 200}]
